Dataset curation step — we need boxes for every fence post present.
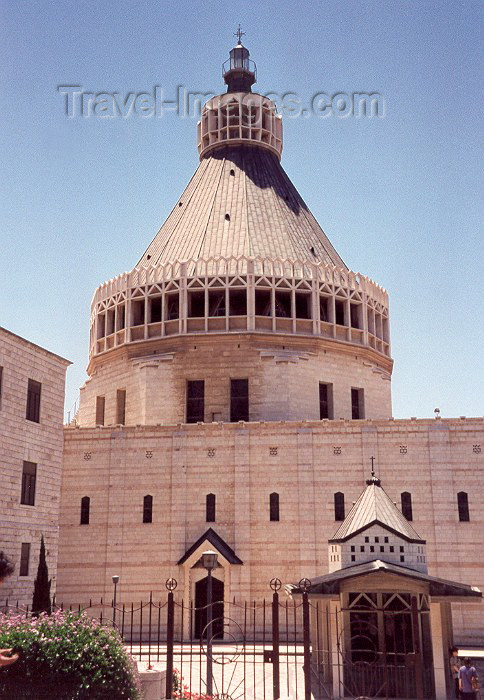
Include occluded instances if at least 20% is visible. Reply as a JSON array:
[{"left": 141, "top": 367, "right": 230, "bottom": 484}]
[
  {"left": 302, "top": 590, "right": 311, "bottom": 700},
  {"left": 165, "top": 590, "right": 174, "bottom": 700},
  {"left": 411, "top": 595, "right": 424, "bottom": 700},
  {"left": 271, "top": 584, "right": 280, "bottom": 700}
]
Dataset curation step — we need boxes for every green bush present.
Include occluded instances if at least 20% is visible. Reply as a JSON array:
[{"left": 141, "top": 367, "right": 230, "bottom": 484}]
[{"left": 0, "top": 609, "right": 140, "bottom": 699}]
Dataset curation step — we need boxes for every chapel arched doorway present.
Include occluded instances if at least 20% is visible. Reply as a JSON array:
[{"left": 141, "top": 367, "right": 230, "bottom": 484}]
[{"left": 194, "top": 575, "right": 224, "bottom": 640}]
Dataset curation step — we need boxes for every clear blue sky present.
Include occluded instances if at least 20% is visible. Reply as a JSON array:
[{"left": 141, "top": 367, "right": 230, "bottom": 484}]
[{"left": 1, "top": 0, "right": 482, "bottom": 419}]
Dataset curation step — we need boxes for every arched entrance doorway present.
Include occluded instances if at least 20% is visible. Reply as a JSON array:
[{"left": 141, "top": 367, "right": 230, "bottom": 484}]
[{"left": 194, "top": 575, "right": 224, "bottom": 640}]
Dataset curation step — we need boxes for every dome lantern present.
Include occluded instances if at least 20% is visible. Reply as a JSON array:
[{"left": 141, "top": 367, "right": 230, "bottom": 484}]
[{"left": 222, "top": 26, "right": 257, "bottom": 93}]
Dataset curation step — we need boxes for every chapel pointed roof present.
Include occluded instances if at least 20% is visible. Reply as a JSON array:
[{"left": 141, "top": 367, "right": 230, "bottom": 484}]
[{"left": 329, "top": 472, "right": 425, "bottom": 544}]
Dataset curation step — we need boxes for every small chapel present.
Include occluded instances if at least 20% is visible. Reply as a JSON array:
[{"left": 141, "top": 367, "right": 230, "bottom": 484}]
[{"left": 288, "top": 471, "right": 481, "bottom": 698}]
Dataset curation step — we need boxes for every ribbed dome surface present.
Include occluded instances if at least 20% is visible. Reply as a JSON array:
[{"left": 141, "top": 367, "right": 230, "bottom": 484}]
[{"left": 137, "top": 146, "right": 346, "bottom": 268}]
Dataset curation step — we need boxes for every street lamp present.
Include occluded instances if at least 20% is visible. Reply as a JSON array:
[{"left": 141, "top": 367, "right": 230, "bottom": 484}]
[
  {"left": 112, "top": 575, "right": 120, "bottom": 626},
  {"left": 201, "top": 550, "right": 218, "bottom": 696}
]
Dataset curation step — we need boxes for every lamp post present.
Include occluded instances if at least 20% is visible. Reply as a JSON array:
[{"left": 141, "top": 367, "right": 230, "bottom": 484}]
[
  {"left": 112, "top": 575, "right": 119, "bottom": 626},
  {"left": 201, "top": 550, "right": 218, "bottom": 697}
]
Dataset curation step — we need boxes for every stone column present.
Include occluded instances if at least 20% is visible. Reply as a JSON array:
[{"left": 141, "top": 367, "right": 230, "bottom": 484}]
[{"left": 429, "top": 602, "right": 447, "bottom": 700}]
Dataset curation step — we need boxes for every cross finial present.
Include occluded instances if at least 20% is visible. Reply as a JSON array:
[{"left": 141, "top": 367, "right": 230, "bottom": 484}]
[
  {"left": 234, "top": 24, "right": 246, "bottom": 44},
  {"left": 366, "top": 456, "right": 381, "bottom": 486}
]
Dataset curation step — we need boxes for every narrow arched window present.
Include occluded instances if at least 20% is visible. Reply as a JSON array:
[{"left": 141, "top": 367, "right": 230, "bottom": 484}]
[
  {"left": 143, "top": 495, "right": 153, "bottom": 523},
  {"left": 270, "top": 492, "right": 280, "bottom": 521},
  {"left": 206, "top": 493, "right": 216, "bottom": 522},
  {"left": 401, "top": 491, "right": 413, "bottom": 521},
  {"left": 80, "top": 496, "right": 90, "bottom": 525},
  {"left": 334, "top": 492, "right": 345, "bottom": 521},
  {"left": 457, "top": 492, "right": 470, "bottom": 521}
]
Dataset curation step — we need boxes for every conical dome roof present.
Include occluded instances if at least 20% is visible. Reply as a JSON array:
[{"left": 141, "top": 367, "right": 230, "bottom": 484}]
[{"left": 137, "top": 146, "right": 346, "bottom": 268}]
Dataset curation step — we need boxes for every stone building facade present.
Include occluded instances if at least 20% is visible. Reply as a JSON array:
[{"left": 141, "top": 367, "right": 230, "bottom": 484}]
[
  {"left": 55, "top": 41, "right": 483, "bottom": 644},
  {"left": 0, "top": 327, "right": 70, "bottom": 606}
]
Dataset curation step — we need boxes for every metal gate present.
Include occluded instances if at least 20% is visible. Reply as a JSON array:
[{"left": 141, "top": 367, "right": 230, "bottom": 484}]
[{"left": 3, "top": 580, "right": 433, "bottom": 699}]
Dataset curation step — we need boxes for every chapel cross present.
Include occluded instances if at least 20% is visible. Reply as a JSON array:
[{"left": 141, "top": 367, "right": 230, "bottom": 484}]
[{"left": 370, "top": 455, "right": 376, "bottom": 477}]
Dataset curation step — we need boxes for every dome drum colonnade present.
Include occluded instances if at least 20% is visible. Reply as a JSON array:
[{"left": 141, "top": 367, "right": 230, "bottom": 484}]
[{"left": 90, "top": 257, "right": 390, "bottom": 360}]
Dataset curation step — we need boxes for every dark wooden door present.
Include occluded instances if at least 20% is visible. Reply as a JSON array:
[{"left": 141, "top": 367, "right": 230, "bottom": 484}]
[{"left": 194, "top": 576, "right": 224, "bottom": 640}]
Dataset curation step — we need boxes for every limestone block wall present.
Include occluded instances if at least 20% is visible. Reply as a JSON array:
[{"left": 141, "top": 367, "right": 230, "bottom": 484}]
[
  {"left": 78, "top": 334, "right": 392, "bottom": 426},
  {"left": 56, "top": 416, "right": 484, "bottom": 644},
  {"left": 0, "top": 327, "right": 69, "bottom": 606}
]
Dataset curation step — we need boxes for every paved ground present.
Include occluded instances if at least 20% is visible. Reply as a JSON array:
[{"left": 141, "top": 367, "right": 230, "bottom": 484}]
[
  {"left": 132, "top": 643, "right": 484, "bottom": 699},
  {"left": 133, "top": 643, "right": 311, "bottom": 699}
]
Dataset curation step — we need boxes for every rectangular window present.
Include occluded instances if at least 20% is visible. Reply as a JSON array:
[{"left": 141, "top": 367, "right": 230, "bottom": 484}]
[
  {"left": 230, "top": 379, "right": 249, "bottom": 422},
  {"left": 95, "top": 396, "right": 105, "bottom": 426},
  {"left": 229, "top": 289, "right": 247, "bottom": 316},
  {"left": 274, "top": 291, "right": 291, "bottom": 318},
  {"left": 80, "top": 496, "right": 90, "bottom": 525},
  {"left": 116, "top": 304, "right": 126, "bottom": 330},
  {"left": 186, "top": 380, "right": 205, "bottom": 423},
  {"left": 106, "top": 308, "right": 115, "bottom": 336},
  {"left": 21, "top": 461, "right": 37, "bottom": 506},
  {"left": 351, "top": 388, "right": 365, "bottom": 419},
  {"left": 270, "top": 493, "right": 280, "bottom": 521},
  {"left": 319, "top": 382, "right": 333, "bottom": 419},
  {"left": 401, "top": 492, "right": 413, "bottom": 521},
  {"left": 206, "top": 494, "right": 216, "bottom": 522},
  {"left": 19, "top": 543, "right": 30, "bottom": 576},
  {"left": 116, "top": 389, "right": 126, "bottom": 425},
  {"left": 26, "top": 379, "right": 41, "bottom": 423},
  {"left": 255, "top": 289, "right": 271, "bottom": 316},
  {"left": 208, "top": 291, "right": 226, "bottom": 317},
  {"left": 295, "top": 293, "right": 311, "bottom": 319},
  {"left": 458, "top": 492, "right": 470, "bottom": 521},
  {"left": 319, "top": 296, "right": 329, "bottom": 322},
  {"left": 149, "top": 297, "right": 162, "bottom": 323},
  {"left": 334, "top": 492, "right": 345, "bottom": 521},
  {"left": 335, "top": 299, "right": 345, "bottom": 326},
  {"left": 390, "top": 545, "right": 394, "bottom": 552},
  {"left": 97, "top": 314, "right": 106, "bottom": 339},
  {"left": 350, "top": 303, "right": 361, "bottom": 329},
  {"left": 165, "top": 293, "right": 179, "bottom": 320},
  {"left": 143, "top": 495, "right": 153, "bottom": 523},
  {"left": 188, "top": 291, "right": 205, "bottom": 317},
  {"left": 131, "top": 299, "right": 145, "bottom": 326}
]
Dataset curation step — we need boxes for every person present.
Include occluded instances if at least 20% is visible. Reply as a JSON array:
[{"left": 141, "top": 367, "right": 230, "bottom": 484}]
[
  {"left": 459, "top": 657, "right": 479, "bottom": 700},
  {"left": 0, "top": 551, "right": 19, "bottom": 669},
  {"left": 449, "top": 646, "right": 460, "bottom": 699}
]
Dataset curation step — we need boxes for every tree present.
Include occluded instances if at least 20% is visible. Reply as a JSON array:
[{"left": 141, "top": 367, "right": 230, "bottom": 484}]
[{"left": 32, "top": 536, "right": 51, "bottom": 615}]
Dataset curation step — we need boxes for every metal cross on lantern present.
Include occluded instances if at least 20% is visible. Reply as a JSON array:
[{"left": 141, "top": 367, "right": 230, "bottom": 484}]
[{"left": 234, "top": 24, "right": 246, "bottom": 44}]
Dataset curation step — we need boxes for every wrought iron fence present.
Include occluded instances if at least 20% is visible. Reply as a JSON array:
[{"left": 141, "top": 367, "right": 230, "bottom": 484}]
[{"left": 1, "top": 580, "right": 435, "bottom": 700}]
